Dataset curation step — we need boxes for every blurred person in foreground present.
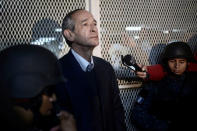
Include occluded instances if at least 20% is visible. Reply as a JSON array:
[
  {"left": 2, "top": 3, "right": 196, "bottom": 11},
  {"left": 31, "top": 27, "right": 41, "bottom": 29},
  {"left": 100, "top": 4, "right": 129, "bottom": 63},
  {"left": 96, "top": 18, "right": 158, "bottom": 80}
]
[{"left": 0, "top": 44, "right": 76, "bottom": 131}]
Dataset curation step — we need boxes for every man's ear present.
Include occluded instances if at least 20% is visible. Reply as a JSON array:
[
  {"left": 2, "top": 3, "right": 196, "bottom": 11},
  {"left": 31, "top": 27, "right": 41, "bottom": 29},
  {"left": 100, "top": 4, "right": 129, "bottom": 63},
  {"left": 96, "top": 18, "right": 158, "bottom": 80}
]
[{"left": 63, "top": 29, "right": 75, "bottom": 41}]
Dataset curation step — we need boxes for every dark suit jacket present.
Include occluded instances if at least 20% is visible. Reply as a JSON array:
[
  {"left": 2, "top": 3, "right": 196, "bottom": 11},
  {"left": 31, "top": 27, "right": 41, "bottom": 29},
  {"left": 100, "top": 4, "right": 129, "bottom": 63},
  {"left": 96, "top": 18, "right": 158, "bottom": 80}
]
[{"left": 56, "top": 50, "right": 126, "bottom": 131}]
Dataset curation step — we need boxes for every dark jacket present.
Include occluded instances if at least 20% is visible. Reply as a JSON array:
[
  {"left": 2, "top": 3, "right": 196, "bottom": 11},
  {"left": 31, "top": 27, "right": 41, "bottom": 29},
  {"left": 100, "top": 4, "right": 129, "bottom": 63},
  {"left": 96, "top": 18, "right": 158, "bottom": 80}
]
[
  {"left": 56, "top": 50, "right": 126, "bottom": 131},
  {"left": 132, "top": 72, "right": 197, "bottom": 131}
]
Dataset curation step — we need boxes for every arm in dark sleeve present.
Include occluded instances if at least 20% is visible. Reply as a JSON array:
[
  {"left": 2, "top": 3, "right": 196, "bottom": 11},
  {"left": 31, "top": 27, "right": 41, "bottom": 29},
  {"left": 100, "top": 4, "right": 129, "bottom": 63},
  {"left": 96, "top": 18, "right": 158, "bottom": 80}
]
[
  {"left": 55, "top": 82, "right": 73, "bottom": 113},
  {"left": 132, "top": 84, "right": 168, "bottom": 131},
  {"left": 110, "top": 65, "right": 127, "bottom": 131},
  {"left": 146, "top": 64, "right": 166, "bottom": 81}
]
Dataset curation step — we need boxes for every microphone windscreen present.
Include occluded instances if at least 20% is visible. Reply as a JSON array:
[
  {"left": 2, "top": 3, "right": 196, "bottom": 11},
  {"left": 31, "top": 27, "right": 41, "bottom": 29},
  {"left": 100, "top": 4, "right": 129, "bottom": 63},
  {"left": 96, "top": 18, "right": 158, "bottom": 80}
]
[{"left": 123, "top": 55, "right": 136, "bottom": 66}]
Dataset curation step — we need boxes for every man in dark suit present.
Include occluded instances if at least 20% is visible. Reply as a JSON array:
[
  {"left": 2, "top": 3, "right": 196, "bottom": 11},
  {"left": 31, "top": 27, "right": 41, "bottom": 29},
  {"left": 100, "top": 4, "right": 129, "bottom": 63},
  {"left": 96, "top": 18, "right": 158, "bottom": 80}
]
[{"left": 56, "top": 9, "right": 126, "bottom": 131}]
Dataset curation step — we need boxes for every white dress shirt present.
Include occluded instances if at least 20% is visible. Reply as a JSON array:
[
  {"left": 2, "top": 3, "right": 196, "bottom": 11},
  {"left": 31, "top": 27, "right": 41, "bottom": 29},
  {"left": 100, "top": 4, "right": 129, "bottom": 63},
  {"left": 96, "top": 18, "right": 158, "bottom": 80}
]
[{"left": 71, "top": 49, "right": 94, "bottom": 72}]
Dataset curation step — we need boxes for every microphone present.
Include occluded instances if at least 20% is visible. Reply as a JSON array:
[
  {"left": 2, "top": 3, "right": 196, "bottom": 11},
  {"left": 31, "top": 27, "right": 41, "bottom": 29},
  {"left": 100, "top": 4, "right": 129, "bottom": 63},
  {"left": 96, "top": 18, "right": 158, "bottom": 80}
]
[{"left": 121, "top": 55, "right": 142, "bottom": 72}]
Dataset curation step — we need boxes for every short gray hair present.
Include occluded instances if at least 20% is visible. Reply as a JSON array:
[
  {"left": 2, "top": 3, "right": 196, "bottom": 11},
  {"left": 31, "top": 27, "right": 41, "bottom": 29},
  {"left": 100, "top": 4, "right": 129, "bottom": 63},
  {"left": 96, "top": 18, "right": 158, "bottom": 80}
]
[{"left": 62, "top": 9, "right": 84, "bottom": 47}]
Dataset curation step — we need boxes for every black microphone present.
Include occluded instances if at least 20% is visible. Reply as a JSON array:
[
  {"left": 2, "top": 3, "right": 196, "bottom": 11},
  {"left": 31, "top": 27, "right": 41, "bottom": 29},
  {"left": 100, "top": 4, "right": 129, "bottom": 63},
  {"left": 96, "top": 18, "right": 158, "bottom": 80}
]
[{"left": 121, "top": 55, "right": 142, "bottom": 72}]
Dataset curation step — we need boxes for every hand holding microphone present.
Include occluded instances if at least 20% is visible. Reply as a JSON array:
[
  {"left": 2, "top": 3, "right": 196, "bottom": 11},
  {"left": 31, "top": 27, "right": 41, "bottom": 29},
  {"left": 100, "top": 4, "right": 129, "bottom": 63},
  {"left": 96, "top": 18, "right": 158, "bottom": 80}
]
[{"left": 121, "top": 54, "right": 149, "bottom": 79}]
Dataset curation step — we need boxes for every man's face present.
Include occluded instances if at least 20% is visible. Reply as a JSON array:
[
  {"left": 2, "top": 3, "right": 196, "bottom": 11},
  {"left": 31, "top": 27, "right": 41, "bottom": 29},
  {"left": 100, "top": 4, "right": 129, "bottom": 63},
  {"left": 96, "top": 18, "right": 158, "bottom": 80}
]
[
  {"left": 71, "top": 10, "right": 99, "bottom": 48},
  {"left": 168, "top": 58, "right": 187, "bottom": 75}
]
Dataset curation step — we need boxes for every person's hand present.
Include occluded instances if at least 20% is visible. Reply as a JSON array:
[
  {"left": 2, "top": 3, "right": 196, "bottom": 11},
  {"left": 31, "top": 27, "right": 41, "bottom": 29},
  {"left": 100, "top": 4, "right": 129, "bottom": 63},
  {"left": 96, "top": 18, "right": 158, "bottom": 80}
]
[
  {"left": 136, "top": 64, "right": 148, "bottom": 80},
  {"left": 59, "top": 111, "right": 77, "bottom": 131},
  {"left": 50, "top": 111, "right": 77, "bottom": 131}
]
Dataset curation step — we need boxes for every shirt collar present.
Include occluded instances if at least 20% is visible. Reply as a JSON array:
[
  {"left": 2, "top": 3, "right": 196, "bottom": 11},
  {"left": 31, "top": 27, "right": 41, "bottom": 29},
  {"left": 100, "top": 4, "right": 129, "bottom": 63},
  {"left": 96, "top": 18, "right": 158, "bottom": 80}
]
[{"left": 71, "top": 49, "right": 94, "bottom": 72}]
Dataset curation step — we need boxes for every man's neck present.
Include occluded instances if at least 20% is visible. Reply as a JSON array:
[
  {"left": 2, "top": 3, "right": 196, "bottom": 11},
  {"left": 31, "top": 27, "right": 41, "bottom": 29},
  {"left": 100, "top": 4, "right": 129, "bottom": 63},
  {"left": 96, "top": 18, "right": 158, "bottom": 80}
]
[{"left": 72, "top": 45, "right": 94, "bottom": 62}]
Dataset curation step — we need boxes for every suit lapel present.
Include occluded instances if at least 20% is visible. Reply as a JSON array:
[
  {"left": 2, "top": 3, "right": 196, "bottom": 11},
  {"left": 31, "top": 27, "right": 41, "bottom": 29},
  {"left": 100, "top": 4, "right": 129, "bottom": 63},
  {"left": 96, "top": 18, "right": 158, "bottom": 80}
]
[
  {"left": 66, "top": 50, "right": 85, "bottom": 78},
  {"left": 94, "top": 58, "right": 108, "bottom": 126}
]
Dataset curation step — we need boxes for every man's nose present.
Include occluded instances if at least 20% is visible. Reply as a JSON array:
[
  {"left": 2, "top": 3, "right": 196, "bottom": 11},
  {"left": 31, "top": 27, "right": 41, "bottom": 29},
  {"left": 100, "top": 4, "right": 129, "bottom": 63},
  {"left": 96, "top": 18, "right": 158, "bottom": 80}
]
[
  {"left": 175, "top": 62, "right": 180, "bottom": 68},
  {"left": 90, "top": 24, "right": 97, "bottom": 32}
]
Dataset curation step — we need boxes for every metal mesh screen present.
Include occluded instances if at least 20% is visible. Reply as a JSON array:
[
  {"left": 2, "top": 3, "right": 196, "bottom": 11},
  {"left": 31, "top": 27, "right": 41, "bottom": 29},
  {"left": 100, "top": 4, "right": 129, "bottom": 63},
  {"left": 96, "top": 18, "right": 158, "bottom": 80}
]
[
  {"left": 1, "top": 0, "right": 86, "bottom": 58},
  {"left": 100, "top": 0, "right": 197, "bottom": 85},
  {"left": 120, "top": 88, "right": 141, "bottom": 131},
  {"left": 1, "top": 1, "right": 197, "bottom": 131},
  {"left": 100, "top": 1, "right": 197, "bottom": 130}
]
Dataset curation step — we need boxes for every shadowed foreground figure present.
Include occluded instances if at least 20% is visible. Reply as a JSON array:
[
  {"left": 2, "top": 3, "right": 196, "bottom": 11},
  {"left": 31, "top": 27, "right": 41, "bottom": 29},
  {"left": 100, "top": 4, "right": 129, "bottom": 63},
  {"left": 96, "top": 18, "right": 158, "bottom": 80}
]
[{"left": 0, "top": 44, "right": 76, "bottom": 131}]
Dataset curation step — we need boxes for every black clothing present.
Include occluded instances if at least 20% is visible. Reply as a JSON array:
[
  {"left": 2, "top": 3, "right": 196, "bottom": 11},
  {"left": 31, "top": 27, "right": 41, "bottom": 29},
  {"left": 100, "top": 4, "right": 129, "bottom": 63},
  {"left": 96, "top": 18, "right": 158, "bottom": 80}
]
[
  {"left": 132, "top": 72, "right": 197, "bottom": 131},
  {"left": 56, "top": 50, "right": 126, "bottom": 131}
]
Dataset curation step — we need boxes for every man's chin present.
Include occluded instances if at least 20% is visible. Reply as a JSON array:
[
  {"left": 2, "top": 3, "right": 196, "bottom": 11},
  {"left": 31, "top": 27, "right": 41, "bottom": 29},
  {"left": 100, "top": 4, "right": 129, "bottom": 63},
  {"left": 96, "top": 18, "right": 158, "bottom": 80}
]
[
  {"left": 88, "top": 42, "right": 99, "bottom": 48},
  {"left": 90, "top": 39, "right": 99, "bottom": 46}
]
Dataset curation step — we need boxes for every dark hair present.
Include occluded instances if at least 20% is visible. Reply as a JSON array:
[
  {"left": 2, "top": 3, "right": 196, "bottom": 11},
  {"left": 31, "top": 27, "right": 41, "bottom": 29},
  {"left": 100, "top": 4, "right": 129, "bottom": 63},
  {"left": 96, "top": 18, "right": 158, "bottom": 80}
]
[{"left": 62, "top": 9, "right": 84, "bottom": 47}]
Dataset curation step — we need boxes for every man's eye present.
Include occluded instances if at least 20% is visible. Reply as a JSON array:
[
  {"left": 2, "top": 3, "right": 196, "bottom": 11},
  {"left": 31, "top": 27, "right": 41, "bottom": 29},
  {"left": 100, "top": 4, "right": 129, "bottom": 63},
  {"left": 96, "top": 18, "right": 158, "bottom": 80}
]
[
  {"left": 179, "top": 61, "right": 185, "bottom": 64},
  {"left": 83, "top": 23, "right": 88, "bottom": 26}
]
